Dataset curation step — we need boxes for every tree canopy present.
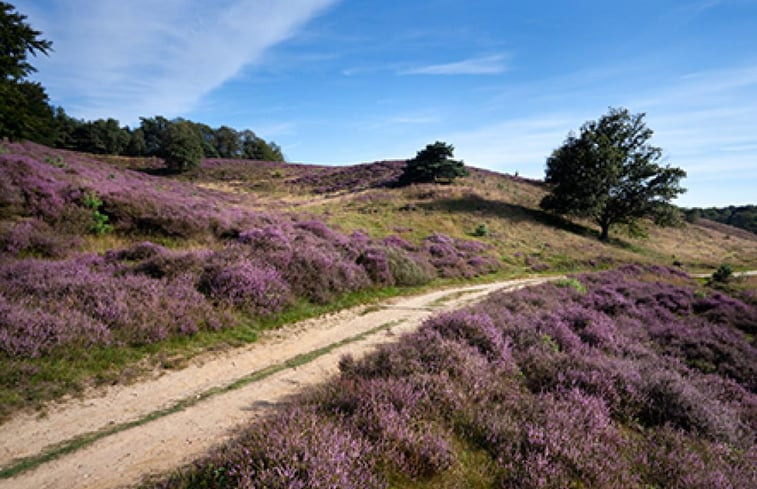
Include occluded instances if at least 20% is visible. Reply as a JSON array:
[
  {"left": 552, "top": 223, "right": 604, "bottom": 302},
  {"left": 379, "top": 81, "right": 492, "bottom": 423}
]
[
  {"left": 400, "top": 141, "right": 468, "bottom": 185},
  {"left": 162, "top": 121, "right": 204, "bottom": 172},
  {"left": 0, "top": 1, "right": 51, "bottom": 81},
  {"left": 540, "top": 107, "right": 686, "bottom": 240},
  {"left": 0, "top": 2, "right": 55, "bottom": 142}
]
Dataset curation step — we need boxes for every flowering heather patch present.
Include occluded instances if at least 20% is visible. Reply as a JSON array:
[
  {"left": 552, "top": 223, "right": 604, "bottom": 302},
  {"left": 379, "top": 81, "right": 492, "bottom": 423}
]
[
  {"left": 156, "top": 266, "right": 756, "bottom": 488},
  {"left": 156, "top": 406, "right": 384, "bottom": 489},
  {"left": 0, "top": 219, "right": 500, "bottom": 358},
  {"left": 0, "top": 256, "right": 225, "bottom": 355},
  {"left": 0, "top": 294, "right": 110, "bottom": 357},
  {"left": 0, "top": 218, "right": 76, "bottom": 257},
  {"left": 289, "top": 160, "right": 405, "bottom": 194},
  {"left": 0, "top": 142, "right": 268, "bottom": 242},
  {"left": 0, "top": 142, "right": 502, "bottom": 362},
  {"left": 201, "top": 261, "right": 292, "bottom": 315},
  {"left": 423, "top": 232, "right": 495, "bottom": 278}
]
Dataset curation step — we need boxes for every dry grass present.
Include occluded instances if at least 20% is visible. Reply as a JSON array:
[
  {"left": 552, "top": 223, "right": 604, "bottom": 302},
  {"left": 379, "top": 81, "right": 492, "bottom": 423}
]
[{"left": 180, "top": 159, "right": 756, "bottom": 275}]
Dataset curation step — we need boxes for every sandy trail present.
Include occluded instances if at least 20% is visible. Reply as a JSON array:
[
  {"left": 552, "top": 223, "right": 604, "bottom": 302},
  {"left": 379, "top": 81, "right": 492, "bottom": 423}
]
[{"left": 0, "top": 276, "right": 554, "bottom": 489}]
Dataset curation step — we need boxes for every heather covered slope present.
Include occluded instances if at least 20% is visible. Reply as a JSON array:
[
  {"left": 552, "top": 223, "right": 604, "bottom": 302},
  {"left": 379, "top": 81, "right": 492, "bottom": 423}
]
[
  {"left": 155, "top": 266, "right": 756, "bottom": 488},
  {"left": 0, "top": 140, "right": 755, "bottom": 418},
  {"left": 0, "top": 142, "right": 499, "bottom": 417}
]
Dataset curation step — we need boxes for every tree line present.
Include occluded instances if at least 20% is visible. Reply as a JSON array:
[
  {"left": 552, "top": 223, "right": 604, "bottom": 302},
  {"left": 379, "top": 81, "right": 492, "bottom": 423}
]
[
  {"left": 1, "top": 2, "right": 283, "bottom": 171},
  {"left": 685, "top": 205, "right": 756, "bottom": 234},
  {"left": 52, "top": 111, "right": 284, "bottom": 161}
]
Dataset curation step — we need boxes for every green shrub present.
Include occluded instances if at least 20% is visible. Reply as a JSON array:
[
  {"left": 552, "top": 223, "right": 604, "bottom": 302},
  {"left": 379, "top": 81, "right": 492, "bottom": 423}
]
[
  {"left": 473, "top": 223, "right": 489, "bottom": 237},
  {"left": 555, "top": 277, "right": 587, "bottom": 294},
  {"left": 711, "top": 263, "right": 733, "bottom": 283},
  {"left": 386, "top": 247, "right": 434, "bottom": 286},
  {"left": 81, "top": 191, "right": 112, "bottom": 235}
]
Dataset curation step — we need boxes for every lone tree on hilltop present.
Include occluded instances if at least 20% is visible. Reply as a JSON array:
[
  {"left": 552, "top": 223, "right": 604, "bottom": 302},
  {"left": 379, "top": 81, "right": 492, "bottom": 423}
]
[
  {"left": 400, "top": 141, "right": 468, "bottom": 185},
  {"left": 540, "top": 107, "right": 686, "bottom": 240}
]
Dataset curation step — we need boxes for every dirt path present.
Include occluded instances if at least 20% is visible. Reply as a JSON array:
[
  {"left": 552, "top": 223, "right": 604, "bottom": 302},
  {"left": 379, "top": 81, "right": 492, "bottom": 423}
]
[{"left": 0, "top": 276, "right": 556, "bottom": 489}]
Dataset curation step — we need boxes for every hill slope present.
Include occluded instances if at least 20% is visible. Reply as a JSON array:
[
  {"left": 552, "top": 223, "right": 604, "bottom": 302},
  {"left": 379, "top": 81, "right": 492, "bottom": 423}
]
[{"left": 0, "top": 140, "right": 755, "bottom": 419}]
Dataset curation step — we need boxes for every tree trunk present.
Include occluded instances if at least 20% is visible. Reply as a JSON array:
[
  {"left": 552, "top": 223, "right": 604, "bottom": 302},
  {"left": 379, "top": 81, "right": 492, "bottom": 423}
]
[{"left": 600, "top": 223, "right": 610, "bottom": 241}]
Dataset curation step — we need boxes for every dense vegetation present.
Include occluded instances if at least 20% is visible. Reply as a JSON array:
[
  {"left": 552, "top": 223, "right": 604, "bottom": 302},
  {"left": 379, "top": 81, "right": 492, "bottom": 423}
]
[
  {"left": 687, "top": 205, "right": 757, "bottom": 234},
  {"left": 52, "top": 112, "right": 284, "bottom": 163},
  {"left": 399, "top": 141, "right": 468, "bottom": 185},
  {"left": 154, "top": 266, "right": 756, "bottom": 488},
  {"left": 0, "top": 141, "right": 501, "bottom": 416},
  {"left": 541, "top": 107, "right": 686, "bottom": 240}
]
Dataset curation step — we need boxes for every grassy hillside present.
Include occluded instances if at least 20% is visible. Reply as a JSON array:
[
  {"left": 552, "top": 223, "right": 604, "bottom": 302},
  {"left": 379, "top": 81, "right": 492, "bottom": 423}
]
[
  {"left": 176, "top": 151, "right": 756, "bottom": 274},
  {"left": 0, "top": 140, "right": 755, "bottom": 419}
]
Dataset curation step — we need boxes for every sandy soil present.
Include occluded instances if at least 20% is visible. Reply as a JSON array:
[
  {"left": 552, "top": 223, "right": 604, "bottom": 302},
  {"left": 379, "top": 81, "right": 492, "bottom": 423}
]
[{"left": 0, "top": 277, "right": 555, "bottom": 489}]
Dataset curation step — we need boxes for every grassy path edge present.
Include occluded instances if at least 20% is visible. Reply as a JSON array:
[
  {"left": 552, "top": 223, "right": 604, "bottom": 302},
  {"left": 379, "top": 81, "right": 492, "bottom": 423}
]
[{"left": 0, "top": 319, "right": 406, "bottom": 479}]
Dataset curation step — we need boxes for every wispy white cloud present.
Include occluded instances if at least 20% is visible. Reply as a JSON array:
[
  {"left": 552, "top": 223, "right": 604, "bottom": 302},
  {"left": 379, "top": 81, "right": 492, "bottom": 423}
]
[
  {"left": 19, "top": 0, "right": 338, "bottom": 124},
  {"left": 400, "top": 54, "right": 508, "bottom": 75}
]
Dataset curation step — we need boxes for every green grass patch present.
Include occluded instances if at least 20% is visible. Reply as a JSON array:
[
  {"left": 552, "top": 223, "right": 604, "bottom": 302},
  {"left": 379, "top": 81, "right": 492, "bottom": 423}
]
[
  {"left": 387, "top": 437, "right": 498, "bottom": 489},
  {"left": 554, "top": 277, "right": 587, "bottom": 294}
]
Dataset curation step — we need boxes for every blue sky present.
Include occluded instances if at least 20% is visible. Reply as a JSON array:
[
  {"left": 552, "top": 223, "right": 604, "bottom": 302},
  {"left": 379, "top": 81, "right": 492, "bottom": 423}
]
[{"left": 17, "top": 0, "right": 757, "bottom": 207}]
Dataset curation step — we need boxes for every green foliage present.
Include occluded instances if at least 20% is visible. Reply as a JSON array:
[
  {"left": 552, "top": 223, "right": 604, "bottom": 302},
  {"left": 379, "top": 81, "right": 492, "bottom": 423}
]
[
  {"left": 472, "top": 223, "right": 489, "bottom": 237},
  {"left": 400, "top": 141, "right": 468, "bottom": 185},
  {"left": 555, "top": 277, "right": 587, "bottom": 294},
  {"left": 0, "top": 78, "right": 56, "bottom": 143},
  {"left": 162, "top": 121, "right": 204, "bottom": 172},
  {"left": 0, "top": 2, "right": 52, "bottom": 81},
  {"left": 711, "top": 263, "right": 733, "bottom": 284},
  {"left": 0, "top": 3, "right": 57, "bottom": 143},
  {"left": 81, "top": 191, "right": 112, "bottom": 235},
  {"left": 540, "top": 107, "right": 687, "bottom": 240},
  {"left": 44, "top": 155, "right": 65, "bottom": 168},
  {"left": 385, "top": 247, "right": 433, "bottom": 286},
  {"left": 540, "top": 333, "right": 560, "bottom": 352},
  {"left": 687, "top": 205, "right": 757, "bottom": 234}
]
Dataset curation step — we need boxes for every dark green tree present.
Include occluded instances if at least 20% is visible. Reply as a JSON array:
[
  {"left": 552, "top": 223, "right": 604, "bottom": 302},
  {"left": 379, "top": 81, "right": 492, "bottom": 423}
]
[
  {"left": 0, "top": 2, "right": 56, "bottom": 142},
  {"left": 212, "top": 125, "right": 241, "bottom": 158},
  {"left": 190, "top": 122, "right": 220, "bottom": 158},
  {"left": 239, "top": 129, "right": 284, "bottom": 161},
  {"left": 0, "top": 1, "right": 51, "bottom": 80},
  {"left": 540, "top": 107, "right": 686, "bottom": 240},
  {"left": 400, "top": 141, "right": 468, "bottom": 185},
  {"left": 162, "top": 121, "right": 203, "bottom": 172},
  {"left": 125, "top": 127, "right": 147, "bottom": 156},
  {"left": 139, "top": 116, "right": 171, "bottom": 156},
  {"left": 0, "top": 79, "right": 56, "bottom": 143}
]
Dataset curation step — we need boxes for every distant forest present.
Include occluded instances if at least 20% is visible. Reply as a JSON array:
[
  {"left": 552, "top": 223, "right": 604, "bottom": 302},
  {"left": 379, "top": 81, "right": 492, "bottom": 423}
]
[
  {"left": 686, "top": 205, "right": 757, "bottom": 234},
  {"left": 51, "top": 111, "right": 284, "bottom": 161}
]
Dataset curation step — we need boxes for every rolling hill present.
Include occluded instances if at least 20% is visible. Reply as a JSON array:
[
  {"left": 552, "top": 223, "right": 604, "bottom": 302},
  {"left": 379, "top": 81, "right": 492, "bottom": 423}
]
[{"left": 0, "top": 140, "right": 755, "bottom": 419}]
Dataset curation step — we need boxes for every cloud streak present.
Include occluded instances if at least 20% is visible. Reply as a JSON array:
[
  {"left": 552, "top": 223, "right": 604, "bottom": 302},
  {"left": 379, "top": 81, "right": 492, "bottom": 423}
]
[
  {"left": 21, "top": 0, "right": 338, "bottom": 124},
  {"left": 400, "top": 54, "right": 508, "bottom": 75}
]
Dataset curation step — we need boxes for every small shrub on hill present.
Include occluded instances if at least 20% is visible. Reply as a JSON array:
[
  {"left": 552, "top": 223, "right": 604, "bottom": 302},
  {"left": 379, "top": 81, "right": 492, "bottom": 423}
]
[{"left": 711, "top": 263, "right": 733, "bottom": 283}]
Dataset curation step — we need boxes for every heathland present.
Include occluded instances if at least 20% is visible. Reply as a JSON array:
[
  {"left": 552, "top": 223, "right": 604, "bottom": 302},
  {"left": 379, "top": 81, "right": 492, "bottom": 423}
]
[{"left": 0, "top": 140, "right": 755, "bottom": 488}]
